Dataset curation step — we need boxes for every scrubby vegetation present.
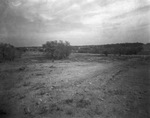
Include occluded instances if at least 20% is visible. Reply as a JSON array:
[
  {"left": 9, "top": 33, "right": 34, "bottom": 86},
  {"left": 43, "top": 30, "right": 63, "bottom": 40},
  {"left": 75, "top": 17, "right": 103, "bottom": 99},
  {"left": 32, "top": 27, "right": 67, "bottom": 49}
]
[
  {"left": 42, "top": 40, "right": 71, "bottom": 60},
  {"left": 0, "top": 52, "right": 149, "bottom": 118},
  {"left": 0, "top": 43, "right": 22, "bottom": 62}
]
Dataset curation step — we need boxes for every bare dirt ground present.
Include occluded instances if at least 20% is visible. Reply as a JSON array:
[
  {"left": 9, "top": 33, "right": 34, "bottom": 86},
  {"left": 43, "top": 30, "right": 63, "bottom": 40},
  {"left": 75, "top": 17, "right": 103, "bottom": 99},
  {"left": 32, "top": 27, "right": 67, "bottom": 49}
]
[{"left": 0, "top": 52, "right": 150, "bottom": 118}]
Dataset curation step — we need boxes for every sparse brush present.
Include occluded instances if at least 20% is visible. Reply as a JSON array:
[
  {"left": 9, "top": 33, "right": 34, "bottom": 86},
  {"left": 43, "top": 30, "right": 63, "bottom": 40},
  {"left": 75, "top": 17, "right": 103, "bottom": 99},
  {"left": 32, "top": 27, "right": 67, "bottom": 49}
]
[{"left": 0, "top": 43, "right": 23, "bottom": 62}]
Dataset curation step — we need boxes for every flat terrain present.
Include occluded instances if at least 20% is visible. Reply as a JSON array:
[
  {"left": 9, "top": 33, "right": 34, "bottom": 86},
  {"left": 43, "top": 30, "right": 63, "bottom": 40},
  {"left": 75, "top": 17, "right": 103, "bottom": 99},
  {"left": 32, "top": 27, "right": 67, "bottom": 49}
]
[{"left": 0, "top": 52, "right": 150, "bottom": 118}]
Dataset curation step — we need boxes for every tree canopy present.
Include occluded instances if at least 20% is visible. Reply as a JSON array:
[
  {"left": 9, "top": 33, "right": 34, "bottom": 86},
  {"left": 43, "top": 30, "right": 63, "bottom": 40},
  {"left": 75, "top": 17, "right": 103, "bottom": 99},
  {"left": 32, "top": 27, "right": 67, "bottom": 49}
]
[{"left": 42, "top": 40, "right": 71, "bottom": 60}]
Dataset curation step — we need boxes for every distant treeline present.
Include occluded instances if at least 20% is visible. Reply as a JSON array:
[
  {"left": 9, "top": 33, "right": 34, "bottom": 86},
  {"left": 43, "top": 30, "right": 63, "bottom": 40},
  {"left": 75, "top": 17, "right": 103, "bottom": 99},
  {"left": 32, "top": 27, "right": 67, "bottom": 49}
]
[
  {"left": 1, "top": 42, "right": 149, "bottom": 63},
  {"left": 12, "top": 43, "right": 150, "bottom": 56},
  {"left": 72, "top": 43, "right": 150, "bottom": 55}
]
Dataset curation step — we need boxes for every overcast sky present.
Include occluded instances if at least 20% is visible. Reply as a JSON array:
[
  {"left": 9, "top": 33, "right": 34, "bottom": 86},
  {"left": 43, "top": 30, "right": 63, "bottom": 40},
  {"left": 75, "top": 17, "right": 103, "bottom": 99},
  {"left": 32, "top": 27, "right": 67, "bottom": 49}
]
[{"left": 0, "top": 0, "right": 150, "bottom": 46}]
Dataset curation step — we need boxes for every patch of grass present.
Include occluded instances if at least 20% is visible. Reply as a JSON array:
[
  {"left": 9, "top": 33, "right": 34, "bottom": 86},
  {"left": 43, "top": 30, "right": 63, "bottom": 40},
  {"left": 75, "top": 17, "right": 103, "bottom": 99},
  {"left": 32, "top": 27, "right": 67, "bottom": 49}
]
[
  {"left": 107, "top": 89, "right": 125, "bottom": 96},
  {"left": 49, "top": 65, "right": 56, "bottom": 68},
  {"left": 35, "top": 73, "right": 44, "bottom": 76},
  {"left": 66, "top": 109, "right": 74, "bottom": 116},
  {"left": 30, "top": 83, "right": 45, "bottom": 90},
  {"left": 38, "top": 105, "right": 49, "bottom": 114},
  {"left": 36, "top": 88, "right": 49, "bottom": 96},
  {"left": 76, "top": 99, "right": 91, "bottom": 108},
  {"left": 64, "top": 99, "right": 73, "bottom": 105},
  {"left": 94, "top": 105, "right": 103, "bottom": 115},
  {"left": 18, "top": 67, "right": 26, "bottom": 71},
  {"left": 23, "top": 81, "right": 31, "bottom": 87},
  {"left": 18, "top": 94, "right": 26, "bottom": 99},
  {"left": 49, "top": 103, "right": 63, "bottom": 113}
]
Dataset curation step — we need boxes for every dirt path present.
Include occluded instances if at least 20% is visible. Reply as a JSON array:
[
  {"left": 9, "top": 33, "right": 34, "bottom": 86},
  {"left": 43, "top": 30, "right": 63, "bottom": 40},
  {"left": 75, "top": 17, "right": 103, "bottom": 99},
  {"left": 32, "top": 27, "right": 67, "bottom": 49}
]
[{"left": 0, "top": 56, "right": 149, "bottom": 118}]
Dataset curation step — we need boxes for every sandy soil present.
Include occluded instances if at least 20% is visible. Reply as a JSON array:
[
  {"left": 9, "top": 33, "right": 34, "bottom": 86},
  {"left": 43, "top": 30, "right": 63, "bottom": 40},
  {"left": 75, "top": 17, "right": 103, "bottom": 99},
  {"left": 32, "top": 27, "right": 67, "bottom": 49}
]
[{"left": 0, "top": 52, "right": 149, "bottom": 118}]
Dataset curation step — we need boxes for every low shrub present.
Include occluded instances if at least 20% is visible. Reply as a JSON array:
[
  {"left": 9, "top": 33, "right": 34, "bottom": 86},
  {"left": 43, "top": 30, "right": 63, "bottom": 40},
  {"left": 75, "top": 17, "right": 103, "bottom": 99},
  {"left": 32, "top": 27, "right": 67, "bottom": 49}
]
[
  {"left": 0, "top": 43, "right": 22, "bottom": 62},
  {"left": 43, "top": 40, "right": 71, "bottom": 60}
]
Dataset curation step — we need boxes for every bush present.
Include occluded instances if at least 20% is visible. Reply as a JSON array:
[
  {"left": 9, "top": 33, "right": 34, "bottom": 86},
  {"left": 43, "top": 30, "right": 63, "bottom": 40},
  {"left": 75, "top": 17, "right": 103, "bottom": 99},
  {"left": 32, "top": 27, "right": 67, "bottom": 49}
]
[
  {"left": 42, "top": 40, "right": 71, "bottom": 60},
  {"left": 102, "top": 50, "right": 108, "bottom": 56},
  {"left": 0, "top": 43, "right": 22, "bottom": 62}
]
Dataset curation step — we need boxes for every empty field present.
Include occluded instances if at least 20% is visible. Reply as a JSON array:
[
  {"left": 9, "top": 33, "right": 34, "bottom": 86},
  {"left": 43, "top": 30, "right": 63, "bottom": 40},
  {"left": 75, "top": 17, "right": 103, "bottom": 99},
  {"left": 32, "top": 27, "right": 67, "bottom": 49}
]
[{"left": 0, "top": 52, "right": 149, "bottom": 118}]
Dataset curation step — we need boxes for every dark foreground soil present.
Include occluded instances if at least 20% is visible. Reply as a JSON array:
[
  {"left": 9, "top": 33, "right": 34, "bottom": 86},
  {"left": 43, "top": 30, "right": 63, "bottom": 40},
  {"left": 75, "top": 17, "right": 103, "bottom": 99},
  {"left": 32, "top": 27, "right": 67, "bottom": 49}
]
[{"left": 0, "top": 52, "right": 150, "bottom": 118}]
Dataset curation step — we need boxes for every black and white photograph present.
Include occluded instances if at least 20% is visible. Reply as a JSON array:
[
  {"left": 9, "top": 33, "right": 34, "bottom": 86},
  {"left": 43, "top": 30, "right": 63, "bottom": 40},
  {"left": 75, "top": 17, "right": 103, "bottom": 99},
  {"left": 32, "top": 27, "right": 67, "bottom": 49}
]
[{"left": 0, "top": 0, "right": 150, "bottom": 118}]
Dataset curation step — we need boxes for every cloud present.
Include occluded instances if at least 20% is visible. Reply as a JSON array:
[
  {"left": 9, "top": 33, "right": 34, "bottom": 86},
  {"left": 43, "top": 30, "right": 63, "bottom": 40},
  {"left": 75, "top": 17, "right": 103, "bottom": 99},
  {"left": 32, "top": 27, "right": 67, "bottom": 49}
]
[
  {"left": 0, "top": 0, "right": 150, "bottom": 46},
  {"left": 11, "top": 1, "right": 22, "bottom": 6},
  {"left": 112, "top": 5, "right": 150, "bottom": 20}
]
